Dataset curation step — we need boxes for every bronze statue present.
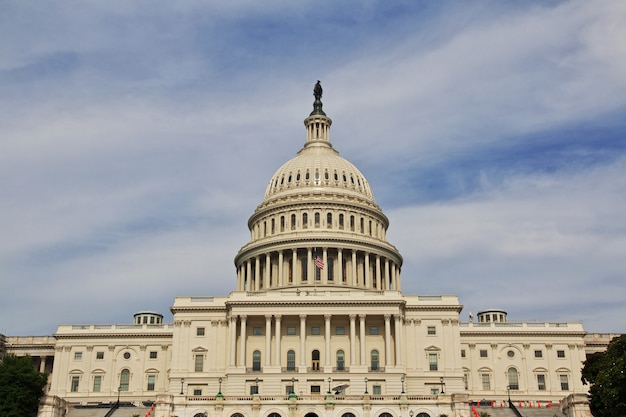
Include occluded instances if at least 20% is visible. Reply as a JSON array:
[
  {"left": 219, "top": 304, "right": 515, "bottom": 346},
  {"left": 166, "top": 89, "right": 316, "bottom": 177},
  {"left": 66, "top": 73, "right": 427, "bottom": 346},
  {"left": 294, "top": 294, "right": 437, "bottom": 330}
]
[{"left": 314, "top": 80, "right": 322, "bottom": 101}]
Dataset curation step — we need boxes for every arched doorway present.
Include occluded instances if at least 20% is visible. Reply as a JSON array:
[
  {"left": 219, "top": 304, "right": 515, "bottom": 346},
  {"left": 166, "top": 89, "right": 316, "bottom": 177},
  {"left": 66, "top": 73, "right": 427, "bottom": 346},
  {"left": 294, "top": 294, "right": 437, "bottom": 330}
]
[{"left": 304, "top": 413, "right": 319, "bottom": 417}]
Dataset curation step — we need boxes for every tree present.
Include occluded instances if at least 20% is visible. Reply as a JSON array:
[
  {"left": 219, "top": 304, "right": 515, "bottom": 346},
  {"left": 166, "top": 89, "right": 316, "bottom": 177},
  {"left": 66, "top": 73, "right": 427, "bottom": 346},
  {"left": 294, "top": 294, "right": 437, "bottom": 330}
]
[
  {"left": 582, "top": 334, "right": 626, "bottom": 417},
  {"left": 0, "top": 354, "right": 48, "bottom": 417}
]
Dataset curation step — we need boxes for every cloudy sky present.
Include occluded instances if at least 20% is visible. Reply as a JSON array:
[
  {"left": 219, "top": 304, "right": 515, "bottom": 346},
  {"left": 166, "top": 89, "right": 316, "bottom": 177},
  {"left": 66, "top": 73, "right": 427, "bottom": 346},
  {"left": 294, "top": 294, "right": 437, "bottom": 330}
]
[{"left": 2, "top": 0, "right": 625, "bottom": 336}]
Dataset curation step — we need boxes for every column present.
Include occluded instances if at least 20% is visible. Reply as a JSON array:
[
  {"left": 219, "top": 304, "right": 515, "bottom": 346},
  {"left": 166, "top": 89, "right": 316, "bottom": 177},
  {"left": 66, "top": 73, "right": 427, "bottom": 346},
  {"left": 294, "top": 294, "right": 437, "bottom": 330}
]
[
  {"left": 278, "top": 250, "right": 284, "bottom": 287},
  {"left": 265, "top": 253, "right": 271, "bottom": 288},
  {"left": 265, "top": 315, "right": 272, "bottom": 366},
  {"left": 299, "top": 314, "right": 307, "bottom": 368},
  {"left": 239, "top": 315, "right": 247, "bottom": 367},
  {"left": 351, "top": 250, "right": 357, "bottom": 285},
  {"left": 292, "top": 249, "right": 298, "bottom": 285},
  {"left": 307, "top": 248, "right": 313, "bottom": 282},
  {"left": 364, "top": 253, "right": 370, "bottom": 288},
  {"left": 274, "top": 315, "right": 282, "bottom": 366},
  {"left": 384, "top": 314, "right": 392, "bottom": 367},
  {"left": 338, "top": 249, "right": 343, "bottom": 283},
  {"left": 254, "top": 257, "right": 260, "bottom": 291},
  {"left": 229, "top": 316, "right": 237, "bottom": 366},
  {"left": 395, "top": 314, "right": 403, "bottom": 366},
  {"left": 375, "top": 255, "right": 381, "bottom": 289},
  {"left": 39, "top": 356, "right": 47, "bottom": 373},
  {"left": 246, "top": 261, "right": 252, "bottom": 291},
  {"left": 384, "top": 259, "right": 390, "bottom": 290},
  {"left": 349, "top": 314, "right": 357, "bottom": 366},
  {"left": 322, "top": 247, "right": 328, "bottom": 283},
  {"left": 359, "top": 314, "right": 366, "bottom": 366},
  {"left": 325, "top": 314, "right": 332, "bottom": 368}
]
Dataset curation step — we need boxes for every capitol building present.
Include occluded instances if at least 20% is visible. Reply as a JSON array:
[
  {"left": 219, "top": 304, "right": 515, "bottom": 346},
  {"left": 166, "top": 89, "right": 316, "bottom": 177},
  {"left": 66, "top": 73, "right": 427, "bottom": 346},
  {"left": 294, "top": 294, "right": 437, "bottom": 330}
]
[{"left": 1, "top": 84, "right": 614, "bottom": 417}]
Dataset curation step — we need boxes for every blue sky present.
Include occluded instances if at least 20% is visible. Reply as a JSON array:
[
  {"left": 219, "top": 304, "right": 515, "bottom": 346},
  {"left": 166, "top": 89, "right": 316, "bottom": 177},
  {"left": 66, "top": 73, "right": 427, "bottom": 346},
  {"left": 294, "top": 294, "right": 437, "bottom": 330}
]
[{"left": 1, "top": 0, "right": 625, "bottom": 336}]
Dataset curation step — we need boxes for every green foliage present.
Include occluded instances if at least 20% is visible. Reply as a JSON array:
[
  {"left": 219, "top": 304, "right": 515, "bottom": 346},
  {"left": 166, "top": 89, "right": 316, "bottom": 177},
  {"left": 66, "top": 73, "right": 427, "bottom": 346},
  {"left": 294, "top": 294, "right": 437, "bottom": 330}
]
[
  {"left": 0, "top": 354, "right": 48, "bottom": 417},
  {"left": 479, "top": 412, "right": 490, "bottom": 417},
  {"left": 582, "top": 334, "right": 626, "bottom": 417}
]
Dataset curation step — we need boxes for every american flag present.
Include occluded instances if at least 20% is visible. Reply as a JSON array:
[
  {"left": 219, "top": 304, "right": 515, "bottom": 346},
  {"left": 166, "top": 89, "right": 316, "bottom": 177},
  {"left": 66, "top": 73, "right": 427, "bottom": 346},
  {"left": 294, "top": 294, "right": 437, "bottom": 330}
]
[{"left": 314, "top": 253, "right": 324, "bottom": 269}]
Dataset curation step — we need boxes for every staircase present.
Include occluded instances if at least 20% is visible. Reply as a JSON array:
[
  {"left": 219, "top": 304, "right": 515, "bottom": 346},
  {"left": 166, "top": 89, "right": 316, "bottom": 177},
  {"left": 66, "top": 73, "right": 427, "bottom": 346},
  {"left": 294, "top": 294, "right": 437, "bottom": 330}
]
[
  {"left": 65, "top": 404, "right": 151, "bottom": 417},
  {"left": 474, "top": 405, "right": 565, "bottom": 417}
]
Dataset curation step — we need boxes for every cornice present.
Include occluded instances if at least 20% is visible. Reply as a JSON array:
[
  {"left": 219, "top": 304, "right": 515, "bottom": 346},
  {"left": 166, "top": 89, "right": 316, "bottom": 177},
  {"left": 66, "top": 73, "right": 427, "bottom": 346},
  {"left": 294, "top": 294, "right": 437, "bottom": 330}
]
[{"left": 53, "top": 332, "right": 173, "bottom": 340}]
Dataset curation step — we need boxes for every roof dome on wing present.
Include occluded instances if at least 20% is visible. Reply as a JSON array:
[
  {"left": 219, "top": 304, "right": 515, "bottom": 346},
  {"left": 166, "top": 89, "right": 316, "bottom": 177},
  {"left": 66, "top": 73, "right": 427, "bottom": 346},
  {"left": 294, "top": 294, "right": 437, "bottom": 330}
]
[{"left": 262, "top": 85, "right": 376, "bottom": 204}]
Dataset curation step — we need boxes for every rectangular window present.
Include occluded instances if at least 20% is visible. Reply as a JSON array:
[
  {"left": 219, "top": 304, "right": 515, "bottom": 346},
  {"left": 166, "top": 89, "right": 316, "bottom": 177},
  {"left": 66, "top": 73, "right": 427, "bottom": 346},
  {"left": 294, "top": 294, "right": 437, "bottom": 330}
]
[
  {"left": 250, "top": 385, "right": 259, "bottom": 395},
  {"left": 150, "top": 351, "right": 158, "bottom": 359},
  {"left": 96, "top": 352, "right": 104, "bottom": 360},
  {"left": 74, "top": 352, "right": 82, "bottom": 360},
  {"left": 147, "top": 375, "right": 156, "bottom": 391},
  {"left": 370, "top": 326, "right": 379, "bottom": 335},
  {"left": 336, "top": 326, "right": 345, "bottom": 335},
  {"left": 310, "top": 385, "right": 321, "bottom": 394},
  {"left": 287, "top": 327, "right": 296, "bottom": 335},
  {"left": 431, "top": 388, "right": 439, "bottom": 395},
  {"left": 286, "top": 385, "right": 294, "bottom": 395},
  {"left": 534, "top": 350, "right": 543, "bottom": 358},
  {"left": 195, "top": 354, "right": 204, "bottom": 372},
  {"left": 537, "top": 374, "right": 546, "bottom": 391},
  {"left": 427, "top": 326, "right": 436, "bottom": 335},
  {"left": 481, "top": 373, "right": 491, "bottom": 390},
  {"left": 253, "top": 327, "right": 262, "bottom": 336},
  {"left": 373, "top": 385, "right": 382, "bottom": 395},
  {"left": 93, "top": 375, "right": 101, "bottom": 392},
  {"left": 560, "top": 374, "right": 569, "bottom": 391},
  {"left": 429, "top": 353, "right": 438, "bottom": 371},
  {"left": 193, "top": 389, "right": 202, "bottom": 396},
  {"left": 557, "top": 350, "right": 566, "bottom": 358},
  {"left": 311, "top": 327, "right": 321, "bottom": 335},
  {"left": 71, "top": 376, "right": 80, "bottom": 392},
  {"left": 461, "top": 349, "right": 466, "bottom": 358},
  {"left": 480, "top": 349, "right": 488, "bottom": 358},
  {"left": 196, "top": 327, "right": 205, "bottom": 336}
]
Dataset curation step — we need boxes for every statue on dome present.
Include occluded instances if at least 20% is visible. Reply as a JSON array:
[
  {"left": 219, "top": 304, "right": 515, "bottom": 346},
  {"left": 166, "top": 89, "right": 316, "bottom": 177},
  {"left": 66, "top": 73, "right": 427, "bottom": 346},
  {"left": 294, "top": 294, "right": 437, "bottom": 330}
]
[
  {"left": 311, "top": 81, "right": 326, "bottom": 116},
  {"left": 314, "top": 80, "right": 323, "bottom": 101}
]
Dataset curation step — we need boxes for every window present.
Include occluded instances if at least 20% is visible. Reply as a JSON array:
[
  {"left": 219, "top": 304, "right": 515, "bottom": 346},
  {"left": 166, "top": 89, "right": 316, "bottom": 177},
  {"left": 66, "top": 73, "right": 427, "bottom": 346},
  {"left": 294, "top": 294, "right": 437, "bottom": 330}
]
[
  {"left": 71, "top": 376, "right": 80, "bottom": 392},
  {"left": 371, "top": 350, "right": 379, "bottom": 371},
  {"left": 197, "top": 327, "right": 205, "bottom": 336},
  {"left": 314, "top": 212, "right": 320, "bottom": 228},
  {"left": 310, "top": 385, "right": 321, "bottom": 394},
  {"left": 537, "top": 374, "right": 546, "bottom": 391},
  {"left": 327, "top": 213, "right": 332, "bottom": 229},
  {"left": 336, "top": 326, "right": 345, "bottom": 335},
  {"left": 195, "top": 354, "right": 204, "bottom": 372},
  {"left": 427, "top": 326, "right": 436, "bottom": 335},
  {"left": 287, "top": 327, "right": 296, "bottom": 335},
  {"left": 461, "top": 349, "right": 466, "bottom": 358},
  {"left": 253, "top": 327, "right": 262, "bottom": 336},
  {"left": 336, "top": 350, "right": 345, "bottom": 371},
  {"left": 339, "top": 214, "right": 344, "bottom": 229},
  {"left": 291, "top": 214, "right": 296, "bottom": 230},
  {"left": 286, "top": 384, "right": 295, "bottom": 395},
  {"left": 123, "top": 352, "right": 131, "bottom": 360},
  {"left": 74, "top": 352, "right": 82, "bottom": 360},
  {"left": 253, "top": 350, "right": 261, "bottom": 371},
  {"left": 96, "top": 352, "right": 104, "bottom": 360},
  {"left": 534, "top": 350, "right": 543, "bottom": 358},
  {"left": 147, "top": 375, "right": 156, "bottom": 391},
  {"left": 287, "top": 350, "right": 296, "bottom": 370},
  {"left": 302, "top": 213, "right": 308, "bottom": 229},
  {"left": 560, "top": 374, "right": 569, "bottom": 391},
  {"left": 507, "top": 367, "right": 519, "bottom": 390},
  {"left": 311, "top": 350, "right": 320, "bottom": 371},
  {"left": 373, "top": 385, "right": 382, "bottom": 395},
  {"left": 480, "top": 349, "right": 488, "bottom": 358},
  {"left": 350, "top": 215, "right": 355, "bottom": 231},
  {"left": 120, "top": 369, "right": 130, "bottom": 391},
  {"left": 370, "top": 326, "right": 379, "bottom": 335},
  {"left": 431, "top": 388, "right": 439, "bottom": 395},
  {"left": 311, "top": 327, "right": 321, "bottom": 335},
  {"left": 250, "top": 385, "right": 258, "bottom": 395},
  {"left": 93, "top": 375, "right": 101, "bottom": 392},
  {"left": 429, "top": 353, "right": 438, "bottom": 371},
  {"left": 194, "top": 389, "right": 202, "bottom": 396},
  {"left": 481, "top": 373, "right": 491, "bottom": 390},
  {"left": 507, "top": 350, "right": 515, "bottom": 358},
  {"left": 557, "top": 350, "right": 566, "bottom": 358},
  {"left": 150, "top": 351, "right": 158, "bottom": 359}
]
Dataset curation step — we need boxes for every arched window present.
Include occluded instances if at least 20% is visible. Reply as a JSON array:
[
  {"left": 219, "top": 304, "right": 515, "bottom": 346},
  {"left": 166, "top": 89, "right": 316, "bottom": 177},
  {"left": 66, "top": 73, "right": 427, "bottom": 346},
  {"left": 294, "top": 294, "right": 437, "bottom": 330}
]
[
  {"left": 371, "top": 350, "right": 379, "bottom": 371},
  {"left": 350, "top": 215, "right": 355, "bottom": 231},
  {"left": 339, "top": 214, "right": 344, "bottom": 229},
  {"left": 119, "top": 369, "right": 130, "bottom": 391},
  {"left": 291, "top": 214, "right": 296, "bottom": 230},
  {"left": 507, "top": 367, "right": 519, "bottom": 390},
  {"left": 336, "top": 350, "right": 345, "bottom": 371},
  {"left": 314, "top": 212, "right": 320, "bottom": 228},
  {"left": 268, "top": 413, "right": 282, "bottom": 417},
  {"left": 342, "top": 414, "right": 355, "bottom": 417},
  {"left": 253, "top": 350, "right": 261, "bottom": 371},
  {"left": 379, "top": 413, "right": 393, "bottom": 417},
  {"left": 231, "top": 414, "right": 244, "bottom": 417},
  {"left": 302, "top": 213, "right": 308, "bottom": 229},
  {"left": 280, "top": 216, "right": 285, "bottom": 232},
  {"left": 287, "top": 350, "right": 296, "bottom": 371},
  {"left": 416, "top": 414, "right": 431, "bottom": 417},
  {"left": 327, "top": 213, "right": 332, "bottom": 229},
  {"left": 271, "top": 218, "right": 275, "bottom": 234},
  {"left": 312, "top": 350, "right": 320, "bottom": 371}
]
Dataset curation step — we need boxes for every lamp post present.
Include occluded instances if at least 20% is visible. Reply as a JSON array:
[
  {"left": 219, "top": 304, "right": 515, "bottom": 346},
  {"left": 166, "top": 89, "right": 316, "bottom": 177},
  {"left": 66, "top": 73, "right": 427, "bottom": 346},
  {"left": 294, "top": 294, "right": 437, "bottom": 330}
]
[
  {"left": 327, "top": 377, "right": 332, "bottom": 394},
  {"left": 117, "top": 386, "right": 121, "bottom": 405},
  {"left": 507, "top": 385, "right": 511, "bottom": 406},
  {"left": 289, "top": 377, "right": 296, "bottom": 399},
  {"left": 364, "top": 377, "right": 368, "bottom": 394},
  {"left": 440, "top": 376, "right": 445, "bottom": 394},
  {"left": 401, "top": 375, "right": 405, "bottom": 394},
  {"left": 255, "top": 377, "right": 259, "bottom": 394},
  {"left": 409, "top": 410, "right": 414, "bottom": 417},
  {"left": 180, "top": 378, "right": 185, "bottom": 395},
  {"left": 218, "top": 377, "right": 222, "bottom": 396}
]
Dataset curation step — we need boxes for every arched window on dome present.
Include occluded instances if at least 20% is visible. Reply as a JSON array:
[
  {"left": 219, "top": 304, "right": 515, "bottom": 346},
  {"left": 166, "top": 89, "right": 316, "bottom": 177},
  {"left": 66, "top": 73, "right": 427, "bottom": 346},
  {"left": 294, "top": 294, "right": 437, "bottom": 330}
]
[
  {"left": 314, "top": 212, "right": 320, "bottom": 228},
  {"left": 302, "top": 213, "right": 308, "bottom": 229},
  {"left": 338, "top": 214, "right": 344, "bottom": 230},
  {"left": 334, "top": 171, "right": 338, "bottom": 181},
  {"left": 369, "top": 220, "right": 372, "bottom": 236},
  {"left": 360, "top": 218, "right": 364, "bottom": 234},
  {"left": 306, "top": 171, "right": 310, "bottom": 181},
  {"left": 350, "top": 215, "right": 355, "bottom": 231},
  {"left": 280, "top": 216, "right": 285, "bottom": 232},
  {"left": 296, "top": 172, "right": 301, "bottom": 181},
  {"left": 271, "top": 218, "right": 275, "bottom": 234},
  {"left": 327, "top": 213, "right": 332, "bottom": 229},
  {"left": 324, "top": 170, "right": 329, "bottom": 181},
  {"left": 291, "top": 214, "right": 296, "bottom": 230},
  {"left": 263, "top": 221, "right": 267, "bottom": 237}
]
